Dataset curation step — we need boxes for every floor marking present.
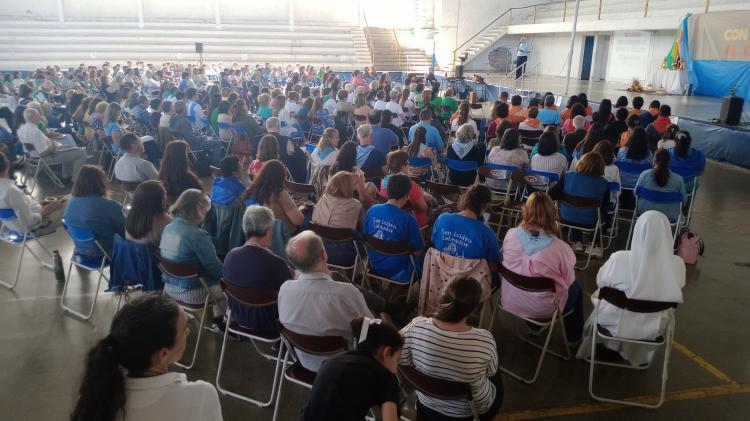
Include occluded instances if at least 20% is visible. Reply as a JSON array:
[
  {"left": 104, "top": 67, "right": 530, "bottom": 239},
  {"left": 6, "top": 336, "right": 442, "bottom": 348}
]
[
  {"left": 671, "top": 340, "right": 737, "bottom": 385},
  {"left": 496, "top": 383, "right": 750, "bottom": 420}
]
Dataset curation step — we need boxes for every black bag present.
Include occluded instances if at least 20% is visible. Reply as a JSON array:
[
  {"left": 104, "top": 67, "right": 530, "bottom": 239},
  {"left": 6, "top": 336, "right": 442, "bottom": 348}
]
[{"left": 192, "top": 150, "right": 212, "bottom": 178}]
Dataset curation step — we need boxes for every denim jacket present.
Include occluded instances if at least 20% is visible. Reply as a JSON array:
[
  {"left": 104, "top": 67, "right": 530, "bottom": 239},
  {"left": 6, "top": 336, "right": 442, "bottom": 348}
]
[{"left": 159, "top": 217, "right": 223, "bottom": 288}]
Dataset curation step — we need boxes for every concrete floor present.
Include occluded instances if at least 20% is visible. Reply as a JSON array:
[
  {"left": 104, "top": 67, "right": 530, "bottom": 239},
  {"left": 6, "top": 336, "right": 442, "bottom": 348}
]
[{"left": 1, "top": 159, "right": 749, "bottom": 421}]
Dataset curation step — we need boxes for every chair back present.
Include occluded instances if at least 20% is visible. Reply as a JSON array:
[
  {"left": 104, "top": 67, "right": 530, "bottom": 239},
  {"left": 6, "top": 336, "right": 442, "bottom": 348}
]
[
  {"left": 635, "top": 186, "right": 683, "bottom": 204},
  {"left": 62, "top": 219, "right": 105, "bottom": 257},
  {"left": 310, "top": 223, "right": 356, "bottom": 242},
  {"left": 559, "top": 193, "right": 601, "bottom": 209},
  {"left": 286, "top": 181, "right": 316, "bottom": 195},
  {"left": 478, "top": 165, "right": 514, "bottom": 182},
  {"left": 155, "top": 254, "right": 200, "bottom": 279},
  {"left": 423, "top": 180, "right": 463, "bottom": 198},
  {"left": 217, "top": 122, "right": 233, "bottom": 130},
  {"left": 668, "top": 163, "right": 699, "bottom": 183},
  {"left": 446, "top": 158, "right": 478, "bottom": 172},
  {"left": 500, "top": 264, "right": 556, "bottom": 292},
  {"left": 397, "top": 365, "right": 473, "bottom": 401},
  {"left": 0, "top": 208, "right": 17, "bottom": 221},
  {"left": 364, "top": 235, "right": 412, "bottom": 256},
  {"left": 518, "top": 129, "right": 543, "bottom": 139},
  {"left": 523, "top": 168, "right": 561, "bottom": 184},
  {"left": 220, "top": 279, "right": 278, "bottom": 307},
  {"left": 408, "top": 156, "right": 432, "bottom": 169},
  {"left": 599, "top": 287, "right": 678, "bottom": 313},
  {"left": 363, "top": 167, "right": 384, "bottom": 183},
  {"left": 278, "top": 323, "right": 347, "bottom": 356},
  {"left": 615, "top": 160, "right": 652, "bottom": 187}
]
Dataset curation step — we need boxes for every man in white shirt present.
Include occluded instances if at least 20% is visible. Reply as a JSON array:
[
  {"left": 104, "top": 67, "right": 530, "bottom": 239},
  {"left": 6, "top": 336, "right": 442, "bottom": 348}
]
[
  {"left": 0, "top": 152, "right": 62, "bottom": 233},
  {"left": 278, "top": 231, "right": 373, "bottom": 372},
  {"left": 373, "top": 90, "right": 387, "bottom": 111},
  {"left": 18, "top": 108, "right": 86, "bottom": 182},
  {"left": 114, "top": 133, "right": 159, "bottom": 182},
  {"left": 385, "top": 89, "right": 405, "bottom": 127}
]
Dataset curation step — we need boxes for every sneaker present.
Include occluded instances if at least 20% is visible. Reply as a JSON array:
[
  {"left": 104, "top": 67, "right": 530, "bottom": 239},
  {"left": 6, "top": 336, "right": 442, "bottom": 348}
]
[
  {"left": 207, "top": 316, "right": 227, "bottom": 334},
  {"left": 586, "top": 244, "right": 604, "bottom": 258},
  {"left": 571, "top": 241, "right": 584, "bottom": 252}
]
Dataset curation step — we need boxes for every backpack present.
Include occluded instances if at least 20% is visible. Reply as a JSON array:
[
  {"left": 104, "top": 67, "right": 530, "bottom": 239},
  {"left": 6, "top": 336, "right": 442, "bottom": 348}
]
[
  {"left": 677, "top": 232, "right": 704, "bottom": 265},
  {"left": 191, "top": 150, "right": 212, "bottom": 178}
]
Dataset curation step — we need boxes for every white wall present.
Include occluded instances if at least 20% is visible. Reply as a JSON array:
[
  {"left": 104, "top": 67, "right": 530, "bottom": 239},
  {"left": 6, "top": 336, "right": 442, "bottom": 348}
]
[{"left": 1, "top": 0, "right": 57, "bottom": 20}]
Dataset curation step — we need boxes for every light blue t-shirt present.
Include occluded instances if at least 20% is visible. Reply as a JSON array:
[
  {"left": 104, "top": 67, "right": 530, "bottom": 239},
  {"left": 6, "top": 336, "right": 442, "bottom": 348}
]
[
  {"left": 635, "top": 169, "right": 685, "bottom": 223},
  {"left": 431, "top": 213, "right": 501, "bottom": 263},
  {"left": 363, "top": 203, "right": 424, "bottom": 283},
  {"left": 538, "top": 108, "right": 561, "bottom": 125},
  {"left": 408, "top": 121, "right": 444, "bottom": 152}
]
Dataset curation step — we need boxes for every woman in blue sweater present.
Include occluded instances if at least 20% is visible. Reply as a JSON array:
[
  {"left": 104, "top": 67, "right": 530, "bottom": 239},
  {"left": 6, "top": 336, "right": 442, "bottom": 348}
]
[
  {"left": 63, "top": 165, "right": 125, "bottom": 256},
  {"left": 635, "top": 149, "right": 685, "bottom": 223}
]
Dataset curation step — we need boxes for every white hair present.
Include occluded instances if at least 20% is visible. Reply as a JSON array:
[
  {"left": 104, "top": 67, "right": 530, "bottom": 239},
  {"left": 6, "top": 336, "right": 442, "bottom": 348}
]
[
  {"left": 572, "top": 115, "right": 585, "bottom": 130},
  {"left": 357, "top": 124, "right": 372, "bottom": 141}
]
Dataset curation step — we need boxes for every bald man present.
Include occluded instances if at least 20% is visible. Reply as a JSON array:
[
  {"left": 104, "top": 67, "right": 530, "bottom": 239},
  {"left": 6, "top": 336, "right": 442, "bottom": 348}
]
[{"left": 17, "top": 108, "right": 86, "bottom": 182}]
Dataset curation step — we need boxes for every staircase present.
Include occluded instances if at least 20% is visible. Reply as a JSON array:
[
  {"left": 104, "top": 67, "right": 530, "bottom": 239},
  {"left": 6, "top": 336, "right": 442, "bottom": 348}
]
[{"left": 365, "top": 27, "right": 431, "bottom": 72}]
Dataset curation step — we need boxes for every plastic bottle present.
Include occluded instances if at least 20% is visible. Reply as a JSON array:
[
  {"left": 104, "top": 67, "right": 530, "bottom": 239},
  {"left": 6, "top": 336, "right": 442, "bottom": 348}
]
[{"left": 53, "top": 250, "right": 65, "bottom": 283}]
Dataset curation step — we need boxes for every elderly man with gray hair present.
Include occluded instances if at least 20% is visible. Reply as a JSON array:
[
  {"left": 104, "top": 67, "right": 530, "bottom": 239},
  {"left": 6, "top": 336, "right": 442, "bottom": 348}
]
[
  {"left": 278, "top": 230, "right": 385, "bottom": 372},
  {"left": 17, "top": 107, "right": 86, "bottom": 182},
  {"left": 222, "top": 205, "right": 292, "bottom": 336}
]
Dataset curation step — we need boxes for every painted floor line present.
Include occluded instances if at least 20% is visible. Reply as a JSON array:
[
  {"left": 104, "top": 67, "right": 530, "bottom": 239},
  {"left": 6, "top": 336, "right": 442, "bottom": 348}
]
[
  {"left": 671, "top": 340, "right": 737, "bottom": 385},
  {"left": 496, "top": 383, "right": 750, "bottom": 420}
]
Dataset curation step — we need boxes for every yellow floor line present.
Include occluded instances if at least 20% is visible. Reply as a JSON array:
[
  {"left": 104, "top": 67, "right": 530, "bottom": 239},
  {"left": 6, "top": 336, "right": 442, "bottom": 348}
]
[
  {"left": 671, "top": 340, "right": 737, "bottom": 385},
  {"left": 496, "top": 383, "right": 750, "bottom": 420}
]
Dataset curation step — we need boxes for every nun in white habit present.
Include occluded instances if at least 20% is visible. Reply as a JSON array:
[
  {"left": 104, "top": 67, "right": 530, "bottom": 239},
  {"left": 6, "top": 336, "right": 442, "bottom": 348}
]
[{"left": 576, "top": 211, "right": 685, "bottom": 366}]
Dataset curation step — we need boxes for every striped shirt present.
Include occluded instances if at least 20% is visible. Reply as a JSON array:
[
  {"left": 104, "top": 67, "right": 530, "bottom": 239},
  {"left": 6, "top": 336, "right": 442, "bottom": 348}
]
[{"left": 399, "top": 317, "right": 498, "bottom": 417}]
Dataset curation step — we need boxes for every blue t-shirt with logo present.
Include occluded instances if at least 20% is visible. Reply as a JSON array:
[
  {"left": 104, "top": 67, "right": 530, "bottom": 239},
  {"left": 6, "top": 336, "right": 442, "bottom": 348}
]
[
  {"left": 363, "top": 203, "right": 424, "bottom": 283},
  {"left": 431, "top": 213, "right": 501, "bottom": 263}
]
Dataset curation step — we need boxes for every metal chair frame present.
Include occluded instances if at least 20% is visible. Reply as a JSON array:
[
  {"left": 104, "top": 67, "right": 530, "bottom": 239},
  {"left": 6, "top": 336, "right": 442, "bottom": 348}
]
[
  {"left": 0, "top": 209, "right": 54, "bottom": 289},
  {"left": 588, "top": 287, "right": 678, "bottom": 409},
  {"left": 216, "top": 281, "right": 283, "bottom": 407},
  {"left": 489, "top": 265, "right": 572, "bottom": 384},
  {"left": 397, "top": 365, "right": 480, "bottom": 421},
  {"left": 60, "top": 220, "right": 111, "bottom": 320},
  {"left": 22, "top": 142, "right": 64, "bottom": 193},
  {"left": 363, "top": 235, "right": 418, "bottom": 302},
  {"left": 625, "top": 186, "right": 684, "bottom": 250},
  {"left": 558, "top": 193, "right": 604, "bottom": 270}
]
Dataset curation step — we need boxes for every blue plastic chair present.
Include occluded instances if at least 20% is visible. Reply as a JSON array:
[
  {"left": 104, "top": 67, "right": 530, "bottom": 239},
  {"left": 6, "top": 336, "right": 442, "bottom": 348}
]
[
  {"left": 0, "top": 208, "right": 53, "bottom": 289},
  {"left": 522, "top": 168, "right": 561, "bottom": 193},
  {"left": 626, "top": 187, "right": 684, "bottom": 250},
  {"left": 60, "top": 219, "right": 111, "bottom": 320},
  {"left": 668, "top": 164, "right": 700, "bottom": 227},
  {"left": 614, "top": 160, "right": 652, "bottom": 189},
  {"left": 408, "top": 156, "right": 434, "bottom": 180},
  {"left": 445, "top": 158, "right": 478, "bottom": 184},
  {"left": 558, "top": 193, "right": 604, "bottom": 270}
]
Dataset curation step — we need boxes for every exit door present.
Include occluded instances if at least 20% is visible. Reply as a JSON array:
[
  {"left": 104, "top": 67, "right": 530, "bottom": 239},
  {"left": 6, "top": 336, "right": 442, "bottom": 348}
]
[{"left": 580, "top": 35, "right": 595, "bottom": 81}]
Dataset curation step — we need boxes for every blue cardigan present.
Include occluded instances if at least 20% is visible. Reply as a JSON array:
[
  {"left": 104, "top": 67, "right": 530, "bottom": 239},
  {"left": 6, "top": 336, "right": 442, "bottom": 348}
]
[{"left": 63, "top": 195, "right": 125, "bottom": 256}]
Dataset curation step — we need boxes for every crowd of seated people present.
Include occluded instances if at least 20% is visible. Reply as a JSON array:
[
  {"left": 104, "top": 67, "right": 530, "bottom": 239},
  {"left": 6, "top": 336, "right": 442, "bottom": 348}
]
[{"left": 0, "top": 61, "right": 707, "bottom": 421}]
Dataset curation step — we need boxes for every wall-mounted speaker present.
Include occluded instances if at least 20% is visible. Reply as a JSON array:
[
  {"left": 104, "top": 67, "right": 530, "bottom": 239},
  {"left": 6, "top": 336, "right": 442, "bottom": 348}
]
[{"left": 195, "top": 42, "right": 204, "bottom": 54}]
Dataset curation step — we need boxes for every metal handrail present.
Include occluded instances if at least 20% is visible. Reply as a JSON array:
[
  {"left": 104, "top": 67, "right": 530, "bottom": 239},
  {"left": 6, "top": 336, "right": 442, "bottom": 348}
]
[
  {"left": 392, "top": 28, "right": 409, "bottom": 71},
  {"left": 362, "top": 13, "right": 375, "bottom": 65}
]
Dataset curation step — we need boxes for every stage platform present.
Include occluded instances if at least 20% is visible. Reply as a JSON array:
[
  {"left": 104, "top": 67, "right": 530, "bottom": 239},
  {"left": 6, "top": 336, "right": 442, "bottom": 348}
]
[{"left": 449, "top": 73, "right": 750, "bottom": 168}]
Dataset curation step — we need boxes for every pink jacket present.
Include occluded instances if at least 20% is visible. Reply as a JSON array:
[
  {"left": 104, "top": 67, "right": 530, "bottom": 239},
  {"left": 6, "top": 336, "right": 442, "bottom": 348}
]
[
  {"left": 500, "top": 228, "right": 576, "bottom": 319},
  {"left": 419, "top": 248, "right": 492, "bottom": 316}
]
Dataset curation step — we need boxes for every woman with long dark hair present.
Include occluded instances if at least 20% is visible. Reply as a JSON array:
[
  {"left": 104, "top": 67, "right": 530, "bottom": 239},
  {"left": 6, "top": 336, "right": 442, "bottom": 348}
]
[
  {"left": 158, "top": 140, "right": 202, "bottom": 203},
  {"left": 126, "top": 180, "right": 171, "bottom": 247},
  {"left": 616, "top": 127, "right": 653, "bottom": 188},
  {"left": 592, "top": 99, "right": 613, "bottom": 125},
  {"left": 403, "top": 125, "right": 436, "bottom": 180},
  {"left": 571, "top": 122, "right": 606, "bottom": 168},
  {"left": 242, "top": 159, "right": 304, "bottom": 234},
  {"left": 634, "top": 149, "right": 685, "bottom": 222},
  {"left": 71, "top": 295, "right": 222, "bottom": 421}
]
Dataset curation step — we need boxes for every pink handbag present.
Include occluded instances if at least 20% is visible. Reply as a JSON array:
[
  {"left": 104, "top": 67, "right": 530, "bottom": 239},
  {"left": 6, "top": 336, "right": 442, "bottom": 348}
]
[{"left": 677, "top": 232, "right": 704, "bottom": 265}]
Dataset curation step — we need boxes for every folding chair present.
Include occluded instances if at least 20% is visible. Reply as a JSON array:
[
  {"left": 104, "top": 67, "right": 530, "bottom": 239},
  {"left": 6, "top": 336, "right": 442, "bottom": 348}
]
[
  {"left": 363, "top": 235, "right": 418, "bottom": 302},
  {"left": 216, "top": 280, "right": 283, "bottom": 407},
  {"left": 108, "top": 234, "right": 162, "bottom": 315},
  {"left": 602, "top": 182, "right": 621, "bottom": 250},
  {"left": 0, "top": 208, "right": 54, "bottom": 289},
  {"left": 216, "top": 121, "right": 234, "bottom": 157},
  {"left": 286, "top": 180, "right": 316, "bottom": 204},
  {"left": 363, "top": 167, "right": 384, "bottom": 185},
  {"left": 22, "top": 142, "right": 64, "bottom": 193},
  {"left": 614, "top": 160, "right": 652, "bottom": 224},
  {"left": 408, "top": 156, "right": 434, "bottom": 181},
  {"left": 397, "top": 365, "right": 480, "bottom": 421},
  {"left": 518, "top": 129, "right": 543, "bottom": 151},
  {"left": 271, "top": 324, "right": 347, "bottom": 421},
  {"left": 310, "top": 223, "right": 362, "bottom": 283},
  {"left": 626, "top": 187, "right": 684, "bottom": 250},
  {"left": 669, "top": 164, "right": 700, "bottom": 228},
  {"left": 445, "top": 158, "right": 478, "bottom": 185},
  {"left": 422, "top": 180, "right": 464, "bottom": 204},
  {"left": 558, "top": 193, "right": 603, "bottom": 270},
  {"left": 156, "top": 256, "right": 213, "bottom": 370},
  {"left": 489, "top": 265, "right": 572, "bottom": 384},
  {"left": 119, "top": 180, "right": 141, "bottom": 214},
  {"left": 478, "top": 164, "right": 521, "bottom": 234},
  {"left": 60, "top": 220, "right": 111, "bottom": 320},
  {"left": 588, "top": 287, "right": 678, "bottom": 408}
]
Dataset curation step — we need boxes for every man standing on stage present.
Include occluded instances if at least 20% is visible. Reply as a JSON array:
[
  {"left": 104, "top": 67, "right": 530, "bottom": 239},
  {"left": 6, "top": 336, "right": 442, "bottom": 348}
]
[{"left": 516, "top": 37, "right": 530, "bottom": 79}]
